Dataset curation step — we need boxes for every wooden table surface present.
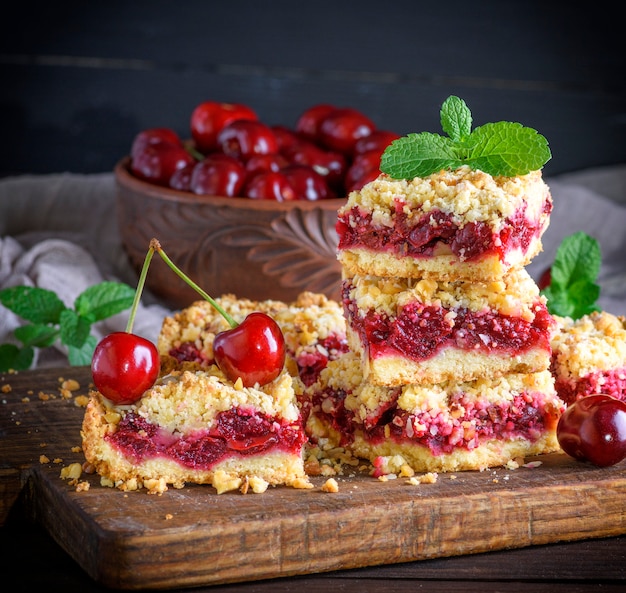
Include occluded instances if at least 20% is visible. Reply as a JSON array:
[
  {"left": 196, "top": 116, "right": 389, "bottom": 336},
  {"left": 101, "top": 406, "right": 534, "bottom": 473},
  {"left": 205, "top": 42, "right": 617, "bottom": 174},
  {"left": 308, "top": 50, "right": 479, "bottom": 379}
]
[
  {"left": 2, "top": 519, "right": 625, "bottom": 592},
  {"left": 2, "top": 366, "right": 626, "bottom": 592}
]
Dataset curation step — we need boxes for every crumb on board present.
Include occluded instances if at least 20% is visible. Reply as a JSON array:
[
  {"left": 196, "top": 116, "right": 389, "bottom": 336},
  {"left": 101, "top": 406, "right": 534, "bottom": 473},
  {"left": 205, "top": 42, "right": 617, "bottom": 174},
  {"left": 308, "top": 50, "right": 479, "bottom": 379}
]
[
  {"left": 407, "top": 472, "right": 439, "bottom": 486},
  {"left": 321, "top": 478, "right": 339, "bottom": 493}
]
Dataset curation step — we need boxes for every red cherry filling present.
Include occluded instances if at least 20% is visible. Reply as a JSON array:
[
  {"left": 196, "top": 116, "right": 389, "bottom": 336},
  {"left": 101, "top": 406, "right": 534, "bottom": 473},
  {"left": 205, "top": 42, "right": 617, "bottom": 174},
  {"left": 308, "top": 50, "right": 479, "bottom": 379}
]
[
  {"left": 552, "top": 367, "right": 626, "bottom": 405},
  {"left": 342, "top": 283, "right": 554, "bottom": 363},
  {"left": 107, "top": 407, "right": 307, "bottom": 469},
  {"left": 309, "top": 386, "right": 556, "bottom": 458},
  {"left": 337, "top": 199, "right": 552, "bottom": 262}
]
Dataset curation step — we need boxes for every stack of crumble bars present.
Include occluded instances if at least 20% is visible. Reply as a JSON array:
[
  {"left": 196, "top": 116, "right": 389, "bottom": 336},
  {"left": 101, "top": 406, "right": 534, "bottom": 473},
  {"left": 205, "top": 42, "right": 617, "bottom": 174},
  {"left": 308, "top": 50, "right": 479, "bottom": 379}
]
[{"left": 302, "top": 167, "right": 565, "bottom": 474}]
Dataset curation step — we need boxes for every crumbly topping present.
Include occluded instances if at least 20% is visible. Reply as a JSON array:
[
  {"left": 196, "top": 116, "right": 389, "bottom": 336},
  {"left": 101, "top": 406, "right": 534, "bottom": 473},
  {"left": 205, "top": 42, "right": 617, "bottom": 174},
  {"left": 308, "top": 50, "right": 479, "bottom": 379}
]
[
  {"left": 124, "top": 368, "right": 300, "bottom": 434},
  {"left": 339, "top": 167, "right": 550, "bottom": 229},
  {"left": 158, "top": 291, "right": 346, "bottom": 363},
  {"left": 551, "top": 312, "right": 626, "bottom": 379},
  {"left": 347, "top": 268, "right": 543, "bottom": 319}
]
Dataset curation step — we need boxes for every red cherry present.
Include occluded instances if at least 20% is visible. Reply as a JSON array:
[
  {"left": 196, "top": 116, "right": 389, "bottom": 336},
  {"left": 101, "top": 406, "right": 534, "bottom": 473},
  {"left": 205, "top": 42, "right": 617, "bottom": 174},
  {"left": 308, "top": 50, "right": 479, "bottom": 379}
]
[
  {"left": 318, "top": 107, "right": 376, "bottom": 155},
  {"left": 217, "top": 120, "right": 278, "bottom": 162},
  {"left": 282, "top": 164, "right": 334, "bottom": 201},
  {"left": 538, "top": 267, "right": 552, "bottom": 290},
  {"left": 344, "top": 149, "right": 382, "bottom": 191},
  {"left": 169, "top": 162, "right": 195, "bottom": 191},
  {"left": 190, "top": 101, "right": 258, "bottom": 153},
  {"left": 345, "top": 167, "right": 381, "bottom": 193},
  {"left": 295, "top": 104, "right": 337, "bottom": 142},
  {"left": 213, "top": 312, "right": 286, "bottom": 387},
  {"left": 131, "top": 128, "right": 182, "bottom": 158},
  {"left": 282, "top": 139, "right": 347, "bottom": 190},
  {"left": 91, "top": 332, "right": 160, "bottom": 405},
  {"left": 557, "top": 394, "right": 626, "bottom": 467},
  {"left": 131, "top": 143, "right": 196, "bottom": 186},
  {"left": 354, "top": 130, "right": 401, "bottom": 155},
  {"left": 245, "top": 153, "right": 289, "bottom": 177},
  {"left": 271, "top": 125, "right": 301, "bottom": 153},
  {"left": 243, "top": 171, "right": 297, "bottom": 201},
  {"left": 190, "top": 154, "right": 247, "bottom": 196}
]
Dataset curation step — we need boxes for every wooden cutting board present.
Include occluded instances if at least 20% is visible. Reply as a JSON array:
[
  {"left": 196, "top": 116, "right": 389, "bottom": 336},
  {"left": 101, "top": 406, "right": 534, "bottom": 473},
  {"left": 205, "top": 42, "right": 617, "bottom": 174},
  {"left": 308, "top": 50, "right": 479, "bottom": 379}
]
[{"left": 2, "top": 366, "right": 626, "bottom": 590}]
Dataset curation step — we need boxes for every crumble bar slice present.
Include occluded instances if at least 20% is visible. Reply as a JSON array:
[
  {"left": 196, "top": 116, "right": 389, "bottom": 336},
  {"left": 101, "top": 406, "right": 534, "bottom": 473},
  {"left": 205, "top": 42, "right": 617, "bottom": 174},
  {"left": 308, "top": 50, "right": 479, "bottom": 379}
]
[
  {"left": 551, "top": 311, "right": 626, "bottom": 404},
  {"left": 303, "top": 351, "right": 564, "bottom": 474},
  {"left": 336, "top": 167, "right": 552, "bottom": 282},
  {"left": 342, "top": 269, "right": 556, "bottom": 386},
  {"left": 158, "top": 291, "right": 348, "bottom": 387},
  {"left": 81, "top": 367, "right": 311, "bottom": 494}
]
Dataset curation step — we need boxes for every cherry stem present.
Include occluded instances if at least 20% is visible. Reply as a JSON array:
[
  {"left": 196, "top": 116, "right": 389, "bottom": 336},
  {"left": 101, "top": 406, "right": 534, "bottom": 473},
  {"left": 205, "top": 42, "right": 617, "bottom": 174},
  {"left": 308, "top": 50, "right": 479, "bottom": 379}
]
[
  {"left": 149, "top": 238, "right": 238, "bottom": 329},
  {"left": 124, "top": 244, "right": 155, "bottom": 334}
]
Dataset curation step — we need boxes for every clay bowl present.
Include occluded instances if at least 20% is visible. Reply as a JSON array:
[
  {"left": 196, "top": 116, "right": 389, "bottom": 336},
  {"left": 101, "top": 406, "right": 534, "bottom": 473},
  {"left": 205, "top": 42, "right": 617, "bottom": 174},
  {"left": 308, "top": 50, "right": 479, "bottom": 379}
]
[{"left": 115, "top": 157, "right": 346, "bottom": 309}]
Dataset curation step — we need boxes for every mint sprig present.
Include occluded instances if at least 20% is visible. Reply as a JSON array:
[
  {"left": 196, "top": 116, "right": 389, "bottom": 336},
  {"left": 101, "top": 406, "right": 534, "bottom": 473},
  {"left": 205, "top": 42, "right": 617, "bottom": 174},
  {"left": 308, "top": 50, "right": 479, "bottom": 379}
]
[
  {"left": 380, "top": 95, "right": 551, "bottom": 178},
  {"left": 0, "top": 281, "right": 135, "bottom": 371},
  {"left": 541, "top": 231, "right": 601, "bottom": 320}
]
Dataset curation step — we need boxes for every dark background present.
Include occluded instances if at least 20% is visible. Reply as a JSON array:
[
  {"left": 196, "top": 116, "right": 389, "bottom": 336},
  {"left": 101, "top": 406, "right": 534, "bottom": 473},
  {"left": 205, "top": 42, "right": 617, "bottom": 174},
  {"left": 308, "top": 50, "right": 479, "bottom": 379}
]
[{"left": 1, "top": 0, "right": 624, "bottom": 178}]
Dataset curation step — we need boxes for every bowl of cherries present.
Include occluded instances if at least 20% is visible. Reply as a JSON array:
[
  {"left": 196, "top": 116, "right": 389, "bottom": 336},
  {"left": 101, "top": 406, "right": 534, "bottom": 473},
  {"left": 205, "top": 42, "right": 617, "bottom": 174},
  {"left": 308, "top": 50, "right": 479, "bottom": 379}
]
[{"left": 115, "top": 100, "right": 399, "bottom": 308}]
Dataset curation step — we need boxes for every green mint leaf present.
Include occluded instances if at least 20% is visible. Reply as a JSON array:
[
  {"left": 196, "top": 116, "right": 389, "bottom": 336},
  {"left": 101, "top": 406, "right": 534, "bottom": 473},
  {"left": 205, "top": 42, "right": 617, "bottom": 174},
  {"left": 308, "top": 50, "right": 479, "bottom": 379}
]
[
  {"left": 67, "top": 334, "right": 97, "bottom": 366},
  {"left": 0, "top": 286, "right": 67, "bottom": 324},
  {"left": 74, "top": 281, "right": 135, "bottom": 322},
  {"left": 0, "top": 343, "right": 34, "bottom": 372},
  {"left": 462, "top": 122, "right": 552, "bottom": 177},
  {"left": 440, "top": 95, "right": 472, "bottom": 142},
  {"left": 380, "top": 95, "right": 551, "bottom": 179},
  {"left": 59, "top": 309, "right": 92, "bottom": 349},
  {"left": 13, "top": 324, "right": 59, "bottom": 348},
  {"left": 549, "top": 231, "right": 601, "bottom": 289},
  {"left": 541, "top": 232, "right": 602, "bottom": 320},
  {"left": 380, "top": 132, "right": 460, "bottom": 179}
]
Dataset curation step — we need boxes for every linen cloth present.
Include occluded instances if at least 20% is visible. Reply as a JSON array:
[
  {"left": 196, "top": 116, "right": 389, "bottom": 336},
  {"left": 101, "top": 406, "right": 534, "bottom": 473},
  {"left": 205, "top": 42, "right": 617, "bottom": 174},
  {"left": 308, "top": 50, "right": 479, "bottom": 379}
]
[{"left": 0, "top": 165, "right": 625, "bottom": 368}]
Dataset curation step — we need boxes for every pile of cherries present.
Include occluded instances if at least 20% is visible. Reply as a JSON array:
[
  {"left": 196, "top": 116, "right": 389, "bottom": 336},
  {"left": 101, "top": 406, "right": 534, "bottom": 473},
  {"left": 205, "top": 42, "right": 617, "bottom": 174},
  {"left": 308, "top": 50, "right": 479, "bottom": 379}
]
[{"left": 129, "top": 101, "right": 400, "bottom": 200}]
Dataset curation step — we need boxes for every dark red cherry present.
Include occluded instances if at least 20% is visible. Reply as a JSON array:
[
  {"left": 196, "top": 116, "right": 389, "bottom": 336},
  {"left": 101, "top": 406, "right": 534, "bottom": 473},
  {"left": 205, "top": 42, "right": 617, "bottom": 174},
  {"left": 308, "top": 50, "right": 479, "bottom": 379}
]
[
  {"left": 169, "top": 162, "right": 195, "bottom": 191},
  {"left": 344, "top": 149, "right": 382, "bottom": 191},
  {"left": 282, "top": 164, "right": 334, "bottom": 201},
  {"left": 131, "top": 128, "right": 182, "bottom": 158},
  {"left": 245, "top": 153, "right": 289, "bottom": 177},
  {"left": 354, "top": 130, "right": 401, "bottom": 155},
  {"left": 217, "top": 120, "right": 278, "bottom": 162},
  {"left": 190, "top": 101, "right": 258, "bottom": 153},
  {"left": 282, "top": 139, "right": 346, "bottom": 190},
  {"left": 538, "top": 267, "right": 552, "bottom": 290},
  {"left": 91, "top": 332, "right": 160, "bottom": 405},
  {"left": 318, "top": 107, "right": 376, "bottom": 155},
  {"left": 243, "top": 171, "right": 297, "bottom": 201},
  {"left": 131, "top": 143, "right": 196, "bottom": 186},
  {"left": 557, "top": 394, "right": 626, "bottom": 467},
  {"left": 213, "top": 312, "right": 286, "bottom": 387},
  {"left": 190, "top": 154, "right": 247, "bottom": 196},
  {"left": 295, "top": 103, "right": 337, "bottom": 142}
]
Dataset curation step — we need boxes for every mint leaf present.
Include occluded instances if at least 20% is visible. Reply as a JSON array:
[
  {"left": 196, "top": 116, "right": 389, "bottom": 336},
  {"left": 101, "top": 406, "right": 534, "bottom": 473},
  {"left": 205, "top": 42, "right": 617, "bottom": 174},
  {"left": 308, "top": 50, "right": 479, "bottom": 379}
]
[
  {"left": 0, "top": 343, "right": 34, "bottom": 372},
  {"left": 59, "top": 309, "right": 93, "bottom": 349},
  {"left": 540, "top": 232, "right": 602, "bottom": 319},
  {"left": 380, "top": 95, "right": 551, "bottom": 179},
  {"left": 14, "top": 324, "right": 59, "bottom": 348},
  {"left": 0, "top": 286, "right": 67, "bottom": 324},
  {"left": 67, "top": 335, "right": 97, "bottom": 366},
  {"left": 380, "top": 133, "right": 460, "bottom": 179},
  {"left": 463, "top": 122, "right": 552, "bottom": 176},
  {"left": 74, "top": 281, "right": 135, "bottom": 322},
  {"left": 440, "top": 95, "right": 472, "bottom": 142}
]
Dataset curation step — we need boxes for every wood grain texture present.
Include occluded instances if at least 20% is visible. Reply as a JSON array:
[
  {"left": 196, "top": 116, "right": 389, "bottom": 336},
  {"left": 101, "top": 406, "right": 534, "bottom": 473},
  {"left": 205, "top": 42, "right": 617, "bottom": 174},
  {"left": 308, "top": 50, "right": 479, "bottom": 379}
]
[{"left": 1, "top": 366, "right": 626, "bottom": 590}]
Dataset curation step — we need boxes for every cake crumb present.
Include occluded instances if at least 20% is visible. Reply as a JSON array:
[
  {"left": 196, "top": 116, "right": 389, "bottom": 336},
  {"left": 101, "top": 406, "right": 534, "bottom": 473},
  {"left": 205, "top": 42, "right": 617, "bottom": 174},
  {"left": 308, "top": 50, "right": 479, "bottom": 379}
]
[
  {"left": 165, "top": 513, "right": 173, "bottom": 520},
  {"left": 39, "top": 454, "right": 50, "bottom": 464},
  {"left": 74, "top": 394, "right": 89, "bottom": 407},
  {"left": 62, "top": 379, "right": 80, "bottom": 391},
  {"left": 408, "top": 472, "right": 439, "bottom": 485},
  {"left": 1, "top": 383, "right": 11, "bottom": 393},
  {"left": 75, "top": 481, "right": 90, "bottom": 492},
  {"left": 60, "top": 462, "right": 83, "bottom": 480},
  {"left": 322, "top": 478, "right": 339, "bottom": 493}
]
